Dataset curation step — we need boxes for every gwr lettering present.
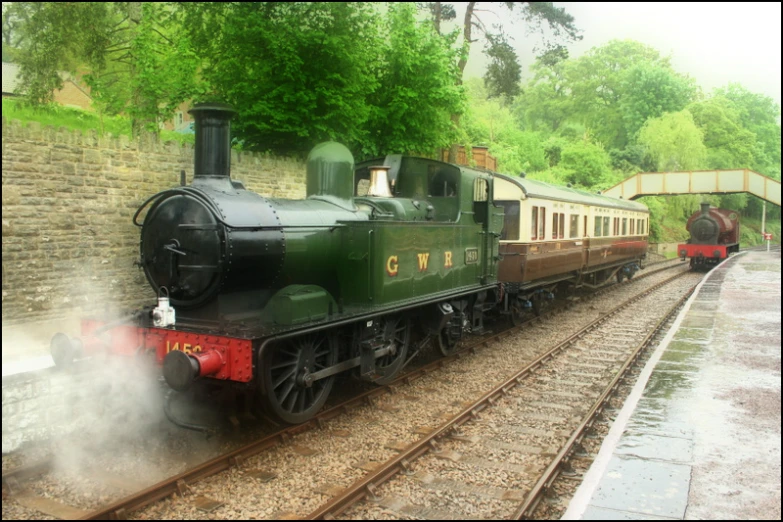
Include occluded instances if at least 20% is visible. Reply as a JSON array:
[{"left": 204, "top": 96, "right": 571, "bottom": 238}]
[{"left": 385, "top": 251, "right": 456, "bottom": 276}]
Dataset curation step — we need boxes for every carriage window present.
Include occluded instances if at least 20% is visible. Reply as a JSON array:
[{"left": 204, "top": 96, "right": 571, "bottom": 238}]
[
  {"left": 570, "top": 214, "right": 579, "bottom": 238},
  {"left": 559, "top": 213, "right": 565, "bottom": 239},
  {"left": 638, "top": 219, "right": 642, "bottom": 234},
  {"left": 532, "top": 206, "right": 539, "bottom": 239},
  {"left": 603, "top": 217, "right": 610, "bottom": 237},
  {"left": 497, "top": 201, "right": 520, "bottom": 240},
  {"left": 613, "top": 217, "right": 619, "bottom": 236},
  {"left": 630, "top": 218, "right": 635, "bottom": 235},
  {"left": 552, "top": 213, "right": 559, "bottom": 239},
  {"left": 594, "top": 216, "right": 602, "bottom": 237},
  {"left": 539, "top": 208, "right": 546, "bottom": 240},
  {"left": 622, "top": 218, "right": 627, "bottom": 235}
]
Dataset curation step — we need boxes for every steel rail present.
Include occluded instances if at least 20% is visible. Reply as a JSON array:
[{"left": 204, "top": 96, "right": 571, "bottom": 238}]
[{"left": 305, "top": 270, "right": 692, "bottom": 519}]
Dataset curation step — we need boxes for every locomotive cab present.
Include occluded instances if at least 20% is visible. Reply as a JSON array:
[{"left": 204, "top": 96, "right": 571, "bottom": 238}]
[{"left": 354, "top": 156, "right": 467, "bottom": 222}]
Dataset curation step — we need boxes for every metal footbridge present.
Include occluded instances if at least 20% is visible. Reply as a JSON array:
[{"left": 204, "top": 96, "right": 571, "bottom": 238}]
[{"left": 603, "top": 169, "right": 781, "bottom": 206}]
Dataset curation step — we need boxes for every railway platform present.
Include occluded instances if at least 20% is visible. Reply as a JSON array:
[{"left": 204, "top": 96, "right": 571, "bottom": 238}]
[{"left": 564, "top": 249, "right": 781, "bottom": 520}]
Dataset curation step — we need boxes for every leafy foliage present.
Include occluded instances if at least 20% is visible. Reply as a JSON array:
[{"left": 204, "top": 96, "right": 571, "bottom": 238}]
[
  {"left": 522, "top": 40, "right": 694, "bottom": 149},
  {"left": 557, "top": 140, "right": 612, "bottom": 187},
  {"left": 637, "top": 110, "right": 706, "bottom": 171},
  {"left": 10, "top": 2, "right": 199, "bottom": 137},
  {"left": 420, "top": 2, "right": 581, "bottom": 161},
  {"left": 619, "top": 63, "right": 698, "bottom": 141},
  {"left": 462, "top": 79, "right": 546, "bottom": 174},
  {"left": 182, "top": 3, "right": 383, "bottom": 155},
  {"left": 714, "top": 83, "right": 781, "bottom": 180},
  {"left": 483, "top": 32, "right": 521, "bottom": 99},
  {"left": 687, "top": 96, "right": 756, "bottom": 169},
  {"left": 361, "top": 3, "right": 464, "bottom": 158}
]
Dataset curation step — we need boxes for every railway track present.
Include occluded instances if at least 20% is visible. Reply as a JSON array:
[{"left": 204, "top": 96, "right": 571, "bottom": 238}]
[
  {"left": 308, "top": 270, "right": 700, "bottom": 519},
  {"left": 2, "top": 259, "right": 692, "bottom": 520}
]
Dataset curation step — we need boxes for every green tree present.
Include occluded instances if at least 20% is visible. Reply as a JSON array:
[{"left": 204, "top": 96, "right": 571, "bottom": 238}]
[
  {"left": 483, "top": 31, "right": 521, "bottom": 100},
  {"left": 423, "top": 2, "right": 581, "bottom": 161},
  {"left": 462, "top": 78, "right": 546, "bottom": 174},
  {"left": 714, "top": 83, "right": 781, "bottom": 179},
  {"left": 557, "top": 140, "right": 612, "bottom": 187},
  {"left": 182, "top": 3, "right": 382, "bottom": 154},
  {"left": 515, "top": 57, "right": 572, "bottom": 132},
  {"left": 637, "top": 110, "right": 706, "bottom": 171},
  {"left": 620, "top": 63, "right": 697, "bottom": 141},
  {"left": 361, "top": 3, "right": 464, "bottom": 158},
  {"left": 10, "top": 2, "right": 198, "bottom": 137},
  {"left": 687, "top": 96, "right": 756, "bottom": 169},
  {"left": 523, "top": 40, "right": 687, "bottom": 149}
]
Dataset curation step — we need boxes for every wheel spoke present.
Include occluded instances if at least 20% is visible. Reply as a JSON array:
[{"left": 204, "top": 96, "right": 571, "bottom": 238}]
[
  {"left": 270, "top": 358, "right": 297, "bottom": 371},
  {"left": 272, "top": 366, "right": 297, "bottom": 388},
  {"left": 286, "top": 388, "right": 299, "bottom": 412},
  {"left": 277, "top": 380, "right": 295, "bottom": 405}
]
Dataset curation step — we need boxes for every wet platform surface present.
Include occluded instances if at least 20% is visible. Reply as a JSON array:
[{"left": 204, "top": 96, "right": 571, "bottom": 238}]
[{"left": 564, "top": 250, "right": 781, "bottom": 520}]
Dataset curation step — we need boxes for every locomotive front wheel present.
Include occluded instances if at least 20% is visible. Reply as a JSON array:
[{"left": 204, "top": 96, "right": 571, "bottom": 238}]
[
  {"left": 372, "top": 315, "right": 411, "bottom": 385},
  {"left": 261, "top": 333, "right": 338, "bottom": 424}
]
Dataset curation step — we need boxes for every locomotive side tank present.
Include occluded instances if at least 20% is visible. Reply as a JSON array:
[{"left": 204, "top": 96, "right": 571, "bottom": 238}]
[{"left": 678, "top": 203, "right": 740, "bottom": 269}]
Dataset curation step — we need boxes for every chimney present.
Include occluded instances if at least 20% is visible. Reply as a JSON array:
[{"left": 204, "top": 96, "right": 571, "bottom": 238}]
[{"left": 188, "top": 103, "right": 236, "bottom": 180}]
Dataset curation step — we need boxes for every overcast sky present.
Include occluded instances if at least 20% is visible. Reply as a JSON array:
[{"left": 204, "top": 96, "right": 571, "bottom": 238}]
[{"left": 457, "top": 2, "right": 782, "bottom": 106}]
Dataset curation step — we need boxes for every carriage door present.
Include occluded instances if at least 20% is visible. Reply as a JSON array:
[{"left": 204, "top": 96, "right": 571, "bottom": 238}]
[{"left": 474, "top": 177, "right": 501, "bottom": 283}]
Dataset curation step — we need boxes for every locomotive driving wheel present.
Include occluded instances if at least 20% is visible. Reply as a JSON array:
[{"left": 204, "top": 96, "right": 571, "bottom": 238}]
[
  {"left": 372, "top": 315, "right": 411, "bottom": 385},
  {"left": 261, "top": 333, "right": 338, "bottom": 424}
]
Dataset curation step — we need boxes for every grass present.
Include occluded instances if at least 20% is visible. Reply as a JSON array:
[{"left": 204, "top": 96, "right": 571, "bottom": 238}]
[{"left": 2, "top": 97, "right": 194, "bottom": 145}]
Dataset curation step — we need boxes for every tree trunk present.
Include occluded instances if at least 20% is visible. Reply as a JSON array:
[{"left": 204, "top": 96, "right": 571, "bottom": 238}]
[{"left": 448, "top": 2, "right": 475, "bottom": 164}]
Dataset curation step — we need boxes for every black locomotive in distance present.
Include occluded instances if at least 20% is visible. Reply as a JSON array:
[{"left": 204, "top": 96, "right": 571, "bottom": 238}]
[
  {"left": 678, "top": 203, "right": 740, "bottom": 269},
  {"left": 51, "top": 104, "right": 649, "bottom": 427}
]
